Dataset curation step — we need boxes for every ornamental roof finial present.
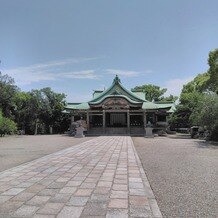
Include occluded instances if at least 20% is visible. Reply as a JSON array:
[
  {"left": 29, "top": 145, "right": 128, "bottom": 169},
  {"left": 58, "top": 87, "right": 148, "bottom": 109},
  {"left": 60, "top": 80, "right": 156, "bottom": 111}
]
[{"left": 113, "top": 74, "right": 121, "bottom": 83}]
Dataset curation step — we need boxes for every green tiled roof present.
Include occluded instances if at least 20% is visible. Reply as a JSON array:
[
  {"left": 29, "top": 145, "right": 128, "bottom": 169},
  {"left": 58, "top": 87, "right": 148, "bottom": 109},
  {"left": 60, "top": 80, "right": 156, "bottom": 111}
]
[
  {"left": 155, "top": 102, "right": 174, "bottom": 109},
  {"left": 142, "top": 102, "right": 158, "bottom": 109},
  {"left": 65, "top": 75, "right": 176, "bottom": 112},
  {"left": 62, "top": 109, "right": 70, "bottom": 114},
  {"left": 89, "top": 75, "right": 145, "bottom": 104},
  {"left": 93, "top": 90, "right": 103, "bottom": 98},
  {"left": 155, "top": 104, "right": 173, "bottom": 109},
  {"left": 131, "top": 91, "right": 146, "bottom": 100},
  {"left": 167, "top": 103, "right": 176, "bottom": 113},
  {"left": 89, "top": 95, "right": 143, "bottom": 105},
  {"left": 65, "top": 102, "right": 90, "bottom": 110},
  {"left": 142, "top": 101, "right": 175, "bottom": 110}
]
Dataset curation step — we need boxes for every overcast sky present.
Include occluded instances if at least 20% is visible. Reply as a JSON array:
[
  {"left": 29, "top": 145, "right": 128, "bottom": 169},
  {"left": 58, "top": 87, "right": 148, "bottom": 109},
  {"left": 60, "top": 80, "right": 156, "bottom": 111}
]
[{"left": 0, "top": 0, "right": 218, "bottom": 102}]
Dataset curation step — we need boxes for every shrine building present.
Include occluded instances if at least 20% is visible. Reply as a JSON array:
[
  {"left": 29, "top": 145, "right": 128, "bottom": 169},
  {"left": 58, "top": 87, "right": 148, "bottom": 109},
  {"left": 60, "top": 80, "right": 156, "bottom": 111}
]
[{"left": 64, "top": 75, "right": 175, "bottom": 135}]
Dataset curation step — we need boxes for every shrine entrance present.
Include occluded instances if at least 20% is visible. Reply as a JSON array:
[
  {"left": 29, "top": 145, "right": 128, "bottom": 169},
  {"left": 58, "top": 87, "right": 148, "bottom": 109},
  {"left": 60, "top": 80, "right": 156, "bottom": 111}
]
[
  {"left": 66, "top": 75, "right": 174, "bottom": 136},
  {"left": 106, "top": 112, "right": 127, "bottom": 127},
  {"left": 104, "top": 112, "right": 128, "bottom": 135}
]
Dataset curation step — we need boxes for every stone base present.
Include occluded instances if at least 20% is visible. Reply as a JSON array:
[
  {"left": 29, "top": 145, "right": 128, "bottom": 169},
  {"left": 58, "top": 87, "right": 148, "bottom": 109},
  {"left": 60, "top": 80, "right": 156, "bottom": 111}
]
[
  {"left": 144, "top": 135, "right": 154, "bottom": 138},
  {"left": 144, "top": 127, "right": 154, "bottom": 138},
  {"left": 75, "top": 126, "right": 85, "bottom": 138},
  {"left": 75, "top": 134, "right": 85, "bottom": 138}
]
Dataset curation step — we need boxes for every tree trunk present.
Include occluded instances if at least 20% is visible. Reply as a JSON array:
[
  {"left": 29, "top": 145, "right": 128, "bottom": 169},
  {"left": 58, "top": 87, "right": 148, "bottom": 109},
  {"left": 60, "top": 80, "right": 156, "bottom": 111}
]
[{"left": 34, "top": 120, "right": 38, "bottom": 135}]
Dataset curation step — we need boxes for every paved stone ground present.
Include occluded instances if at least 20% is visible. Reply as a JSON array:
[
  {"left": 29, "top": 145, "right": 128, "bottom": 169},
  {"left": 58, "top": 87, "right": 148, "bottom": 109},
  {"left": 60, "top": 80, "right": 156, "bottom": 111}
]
[
  {"left": 0, "top": 136, "right": 162, "bottom": 218},
  {"left": 133, "top": 137, "right": 218, "bottom": 217},
  {"left": 0, "top": 135, "right": 94, "bottom": 172}
]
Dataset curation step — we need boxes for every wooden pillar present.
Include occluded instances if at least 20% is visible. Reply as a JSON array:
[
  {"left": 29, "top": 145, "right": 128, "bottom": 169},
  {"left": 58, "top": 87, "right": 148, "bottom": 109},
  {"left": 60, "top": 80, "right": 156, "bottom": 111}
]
[
  {"left": 153, "top": 113, "right": 156, "bottom": 126},
  {"left": 143, "top": 111, "right": 147, "bottom": 136},
  {"left": 86, "top": 111, "right": 89, "bottom": 133},
  {"left": 143, "top": 111, "right": 147, "bottom": 127},
  {"left": 103, "top": 110, "right": 105, "bottom": 134},
  {"left": 127, "top": 110, "right": 130, "bottom": 134}
]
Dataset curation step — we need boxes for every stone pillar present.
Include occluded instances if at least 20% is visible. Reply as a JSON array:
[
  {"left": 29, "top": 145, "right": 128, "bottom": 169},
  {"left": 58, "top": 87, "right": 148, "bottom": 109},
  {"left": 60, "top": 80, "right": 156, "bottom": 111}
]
[
  {"left": 145, "top": 127, "right": 154, "bottom": 138},
  {"left": 103, "top": 110, "right": 105, "bottom": 134},
  {"left": 75, "top": 126, "right": 85, "bottom": 138},
  {"left": 127, "top": 110, "right": 130, "bottom": 134},
  {"left": 49, "top": 126, "right": 53, "bottom": 134},
  {"left": 70, "top": 115, "right": 74, "bottom": 132}
]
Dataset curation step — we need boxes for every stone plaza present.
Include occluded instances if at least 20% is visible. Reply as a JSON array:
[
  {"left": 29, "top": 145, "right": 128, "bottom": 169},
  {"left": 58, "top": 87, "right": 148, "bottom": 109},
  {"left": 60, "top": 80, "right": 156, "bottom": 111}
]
[{"left": 0, "top": 136, "right": 162, "bottom": 217}]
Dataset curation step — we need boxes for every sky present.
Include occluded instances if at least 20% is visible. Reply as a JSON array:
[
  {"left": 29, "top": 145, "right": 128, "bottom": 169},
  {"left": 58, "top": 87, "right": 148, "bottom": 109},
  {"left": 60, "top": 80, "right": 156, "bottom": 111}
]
[{"left": 0, "top": 0, "right": 218, "bottom": 102}]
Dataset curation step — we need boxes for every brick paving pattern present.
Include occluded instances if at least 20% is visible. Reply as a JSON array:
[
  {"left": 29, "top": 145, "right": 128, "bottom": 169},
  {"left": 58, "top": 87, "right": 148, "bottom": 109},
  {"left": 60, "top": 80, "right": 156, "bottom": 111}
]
[{"left": 0, "top": 136, "right": 162, "bottom": 217}]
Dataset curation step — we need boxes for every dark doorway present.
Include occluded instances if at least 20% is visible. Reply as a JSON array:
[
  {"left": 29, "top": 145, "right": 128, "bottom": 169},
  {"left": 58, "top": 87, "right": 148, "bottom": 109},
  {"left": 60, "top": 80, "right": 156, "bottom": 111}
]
[
  {"left": 130, "top": 115, "right": 143, "bottom": 127},
  {"left": 106, "top": 112, "right": 127, "bottom": 127},
  {"left": 90, "top": 115, "right": 103, "bottom": 127}
]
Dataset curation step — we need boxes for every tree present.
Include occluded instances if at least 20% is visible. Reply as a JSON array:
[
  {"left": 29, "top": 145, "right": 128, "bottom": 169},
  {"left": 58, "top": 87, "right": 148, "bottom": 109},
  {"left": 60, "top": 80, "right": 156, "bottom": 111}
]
[
  {"left": 29, "top": 88, "right": 67, "bottom": 134},
  {"left": 0, "top": 71, "right": 68, "bottom": 134},
  {"left": 38, "top": 87, "right": 67, "bottom": 133},
  {"left": 159, "top": 94, "right": 178, "bottom": 102},
  {"left": 0, "top": 72, "right": 19, "bottom": 118},
  {"left": 180, "top": 91, "right": 204, "bottom": 110},
  {"left": 182, "top": 73, "right": 210, "bottom": 94},
  {"left": 207, "top": 49, "right": 218, "bottom": 93},
  {"left": 132, "top": 84, "right": 167, "bottom": 101},
  {"left": 169, "top": 73, "right": 209, "bottom": 128},
  {"left": 0, "top": 111, "right": 17, "bottom": 136},
  {"left": 169, "top": 49, "right": 218, "bottom": 140},
  {"left": 169, "top": 86, "right": 205, "bottom": 129},
  {"left": 190, "top": 93, "right": 218, "bottom": 140},
  {"left": 13, "top": 91, "right": 33, "bottom": 133}
]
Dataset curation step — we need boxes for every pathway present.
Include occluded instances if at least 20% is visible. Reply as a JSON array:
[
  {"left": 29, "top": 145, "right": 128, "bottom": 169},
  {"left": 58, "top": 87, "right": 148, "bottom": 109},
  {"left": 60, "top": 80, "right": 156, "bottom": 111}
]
[{"left": 0, "top": 136, "right": 162, "bottom": 217}]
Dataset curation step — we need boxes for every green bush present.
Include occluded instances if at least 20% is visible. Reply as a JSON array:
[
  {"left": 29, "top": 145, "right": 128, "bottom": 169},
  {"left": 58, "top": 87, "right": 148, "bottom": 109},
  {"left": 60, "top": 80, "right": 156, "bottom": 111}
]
[
  {"left": 190, "top": 93, "right": 218, "bottom": 141},
  {"left": 0, "top": 111, "right": 17, "bottom": 136},
  {"left": 211, "top": 123, "right": 218, "bottom": 141}
]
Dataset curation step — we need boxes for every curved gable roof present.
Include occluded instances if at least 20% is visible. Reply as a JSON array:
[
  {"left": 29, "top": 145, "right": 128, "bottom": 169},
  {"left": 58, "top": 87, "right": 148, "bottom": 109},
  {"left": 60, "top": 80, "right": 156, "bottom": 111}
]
[
  {"left": 89, "top": 75, "right": 146, "bottom": 104},
  {"left": 65, "top": 75, "right": 176, "bottom": 112},
  {"left": 89, "top": 95, "right": 143, "bottom": 105}
]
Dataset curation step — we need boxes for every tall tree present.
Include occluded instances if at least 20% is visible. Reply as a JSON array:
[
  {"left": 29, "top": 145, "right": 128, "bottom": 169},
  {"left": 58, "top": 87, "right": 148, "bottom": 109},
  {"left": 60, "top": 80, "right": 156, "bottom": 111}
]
[
  {"left": 0, "top": 111, "right": 17, "bottom": 136},
  {"left": 168, "top": 104, "right": 191, "bottom": 128},
  {"left": 13, "top": 91, "right": 33, "bottom": 132},
  {"left": 39, "top": 87, "right": 66, "bottom": 132},
  {"left": 0, "top": 72, "right": 68, "bottom": 135},
  {"left": 170, "top": 49, "right": 218, "bottom": 140},
  {"left": 190, "top": 93, "right": 218, "bottom": 140},
  {"left": 159, "top": 95, "right": 178, "bottom": 102},
  {"left": 207, "top": 49, "right": 218, "bottom": 93},
  {"left": 169, "top": 75, "right": 206, "bottom": 128},
  {"left": 29, "top": 88, "right": 67, "bottom": 134},
  {"left": 0, "top": 72, "right": 19, "bottom": 118},
  {"left": 132, "top": 84, "right": 167, "bottom": 101},
  {"left": 169, "top": 91, "right": 204, "bottom": 128},
  {"left": 181, "top": 72, "right": 210, "bottom": 94}
]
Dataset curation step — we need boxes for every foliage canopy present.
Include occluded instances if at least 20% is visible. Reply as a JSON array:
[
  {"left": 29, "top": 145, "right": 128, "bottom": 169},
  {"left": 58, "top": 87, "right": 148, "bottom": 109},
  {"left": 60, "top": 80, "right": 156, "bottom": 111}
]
[
  {"left": 169, "top": 49, "right": 218, "bottom": 140},
  {"left": 0, "top": 71, "right": 68, "bottom": 135},
  {"left": 0, "top": 111, "right": 17, "bottom": 136},
  {"left": 132, "top": 84, "right": 177, "bottom": 102}
]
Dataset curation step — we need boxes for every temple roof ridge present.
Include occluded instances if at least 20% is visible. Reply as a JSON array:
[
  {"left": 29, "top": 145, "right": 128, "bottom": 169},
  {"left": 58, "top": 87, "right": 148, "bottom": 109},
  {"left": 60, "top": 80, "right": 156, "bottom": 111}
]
[
  {"left": 113, "top": 74, "right": 121, "bottom": 83},
  {"left": 64, "top": 75, "right": 176, "bottom": 112},
  {"left": 89, "top": 75, "right": 146, "bottom": 104}
]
